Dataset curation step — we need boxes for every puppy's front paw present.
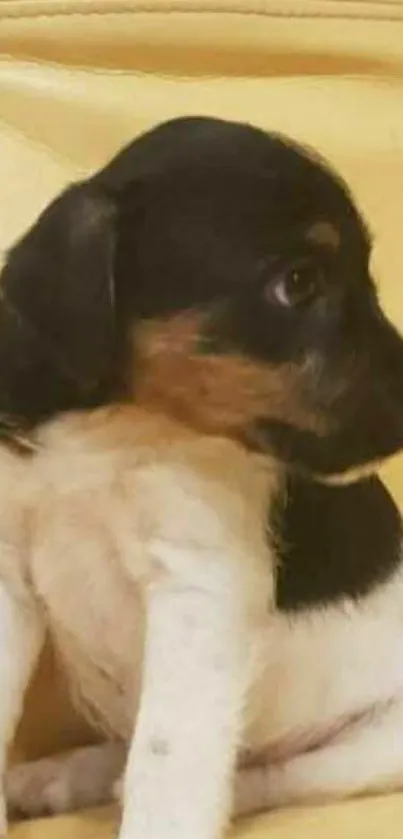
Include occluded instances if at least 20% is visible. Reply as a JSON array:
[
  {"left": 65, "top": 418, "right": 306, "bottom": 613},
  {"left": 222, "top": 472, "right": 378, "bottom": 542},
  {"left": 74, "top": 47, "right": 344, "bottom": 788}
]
[
  {"left": 6, "top": 743, "right": 125, "bottom": 820},
  {"left": 6, "top": 758, "right": 75, "bottom": 819}
]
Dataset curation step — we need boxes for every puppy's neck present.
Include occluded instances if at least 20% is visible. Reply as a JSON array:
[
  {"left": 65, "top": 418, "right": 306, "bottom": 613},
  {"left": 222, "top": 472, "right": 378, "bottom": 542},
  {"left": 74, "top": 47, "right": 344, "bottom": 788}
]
[
  {"left": 38, "top": 402, "right": 282, "bottom": 499},
  {"left": 35, "top": 405, "right": 281, "bottom": 615}
]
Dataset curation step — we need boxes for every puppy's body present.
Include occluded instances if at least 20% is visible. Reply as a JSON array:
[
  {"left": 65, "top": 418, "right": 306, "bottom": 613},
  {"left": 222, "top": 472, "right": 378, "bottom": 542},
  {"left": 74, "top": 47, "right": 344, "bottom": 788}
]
[
  {"left": 0, "top": 405, "right": 276, "bottom": 836},
  {"left": 242, "top": 572, "right": 403, "bottom": 810},
  {"left": 3, "top": 116, "right": 403, "bottom": 838},
  {"left": 237, "top": 475, "right": 403, "bottom": 810},
  {"left": 8, "top": 469, "right": 403, "bottom": 818},
  {"left": 26, "top": 406, "right": 274, "bottom": 737}
]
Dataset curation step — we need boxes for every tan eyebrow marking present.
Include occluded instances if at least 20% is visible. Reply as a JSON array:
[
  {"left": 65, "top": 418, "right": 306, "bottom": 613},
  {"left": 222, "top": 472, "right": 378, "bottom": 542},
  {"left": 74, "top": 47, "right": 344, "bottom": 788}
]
[{"left": 306, "top": 221, "right": 340, "bottom": 251}]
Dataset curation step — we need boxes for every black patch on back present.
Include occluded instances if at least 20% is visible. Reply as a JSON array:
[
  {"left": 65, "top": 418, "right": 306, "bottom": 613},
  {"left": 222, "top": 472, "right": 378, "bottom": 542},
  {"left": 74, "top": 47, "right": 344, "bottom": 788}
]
[{"left": 274, "top": 475, "right": 402, "bottom": 612}]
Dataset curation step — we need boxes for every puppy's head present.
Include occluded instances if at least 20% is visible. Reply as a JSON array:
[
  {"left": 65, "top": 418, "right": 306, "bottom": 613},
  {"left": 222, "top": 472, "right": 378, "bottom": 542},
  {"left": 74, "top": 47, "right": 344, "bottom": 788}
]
[{"left": 2, "top": 116, "right": 403, "bottom": 480}]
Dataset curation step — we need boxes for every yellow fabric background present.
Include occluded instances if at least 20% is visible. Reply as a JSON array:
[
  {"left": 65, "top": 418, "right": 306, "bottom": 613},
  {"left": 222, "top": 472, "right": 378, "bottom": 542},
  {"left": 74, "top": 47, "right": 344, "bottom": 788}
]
[{"left": 2, "top": 1, "right": 403, "bottom": 835}]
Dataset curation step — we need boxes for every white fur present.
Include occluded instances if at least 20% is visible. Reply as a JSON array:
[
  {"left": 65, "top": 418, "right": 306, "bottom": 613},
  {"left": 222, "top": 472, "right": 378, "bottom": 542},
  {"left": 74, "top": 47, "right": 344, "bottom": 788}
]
[
  {"left": 236, "top": 568, "right": 403, "bottom": 811},
  {"left": 0, "top": 406, "right": 277, "bottom": 839},
  {"left": 5, "top": 405, "right": 403, "bottom": 830},
  {"left": 8, "top": 505, "right": 403, "bottom": 823}
]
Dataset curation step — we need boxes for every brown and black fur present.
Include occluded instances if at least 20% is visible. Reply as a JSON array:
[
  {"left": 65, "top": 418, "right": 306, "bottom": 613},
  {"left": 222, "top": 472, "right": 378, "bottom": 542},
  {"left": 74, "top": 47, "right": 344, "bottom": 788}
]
[{"left": 1, "top": 116, "right": 403, "bottom": 480}]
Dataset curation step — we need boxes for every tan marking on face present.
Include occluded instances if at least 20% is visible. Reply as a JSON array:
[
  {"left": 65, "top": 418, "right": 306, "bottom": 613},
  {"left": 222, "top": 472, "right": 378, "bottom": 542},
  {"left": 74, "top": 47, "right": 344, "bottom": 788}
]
[
  {"left": 306, "top": 221, "right": 340, "bottom": 250},
  {"left": 133, "top": 312, "right": 326, "bottom": 438}
]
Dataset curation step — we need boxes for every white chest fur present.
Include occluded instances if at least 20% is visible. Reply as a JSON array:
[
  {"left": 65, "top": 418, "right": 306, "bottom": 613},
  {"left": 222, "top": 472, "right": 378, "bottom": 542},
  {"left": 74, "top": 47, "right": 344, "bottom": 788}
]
[{"left": 20, "top": 407, "right": 278, "bottom": 740}]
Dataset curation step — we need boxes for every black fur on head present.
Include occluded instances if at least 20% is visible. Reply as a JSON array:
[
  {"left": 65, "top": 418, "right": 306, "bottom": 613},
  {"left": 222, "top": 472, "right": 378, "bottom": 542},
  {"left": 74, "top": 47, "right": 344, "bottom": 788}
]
[{"left": 2, "top": 115, "right": 403, "bottom": 479}]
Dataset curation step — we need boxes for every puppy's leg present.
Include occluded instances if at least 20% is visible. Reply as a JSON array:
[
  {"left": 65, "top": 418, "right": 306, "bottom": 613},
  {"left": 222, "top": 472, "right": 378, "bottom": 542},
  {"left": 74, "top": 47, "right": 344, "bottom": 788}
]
[
  {"left": 0, "top": 584, "right": 43, "bottom": 834},
  {"left": 6, "top": 742, "right": 126, "bottom": 819},
  {"left": 119, "top": 545, "right": 267, "bottom": 839},
  {"left": 233, "top": 700, "right": 403, "bottom": 815}
]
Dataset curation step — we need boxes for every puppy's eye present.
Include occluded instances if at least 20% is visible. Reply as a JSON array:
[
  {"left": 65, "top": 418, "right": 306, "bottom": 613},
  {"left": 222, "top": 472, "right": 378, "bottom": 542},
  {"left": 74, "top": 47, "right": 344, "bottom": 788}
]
[{"left": 269, "top": 258, "right": 324, "bottom": 308}]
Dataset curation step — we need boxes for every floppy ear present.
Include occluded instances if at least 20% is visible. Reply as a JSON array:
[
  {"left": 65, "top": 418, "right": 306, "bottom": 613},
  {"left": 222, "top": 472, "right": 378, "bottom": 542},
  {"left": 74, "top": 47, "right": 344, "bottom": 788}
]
[{"left": 0, "top": 182, "right": 117, "bottom": 422}]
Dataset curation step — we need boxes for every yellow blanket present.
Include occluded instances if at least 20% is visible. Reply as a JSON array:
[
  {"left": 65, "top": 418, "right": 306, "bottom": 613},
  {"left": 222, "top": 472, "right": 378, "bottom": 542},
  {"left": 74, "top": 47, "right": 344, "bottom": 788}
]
[{"left": 2, "top": 2, "right": 403, "bottom": 835}]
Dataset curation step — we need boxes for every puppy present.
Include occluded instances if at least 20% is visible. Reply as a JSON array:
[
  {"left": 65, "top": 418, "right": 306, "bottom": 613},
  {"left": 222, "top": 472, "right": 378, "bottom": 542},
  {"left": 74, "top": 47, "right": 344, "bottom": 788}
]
[{"left": 1, "top": 117, "right": 403, "bottom": 839}]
